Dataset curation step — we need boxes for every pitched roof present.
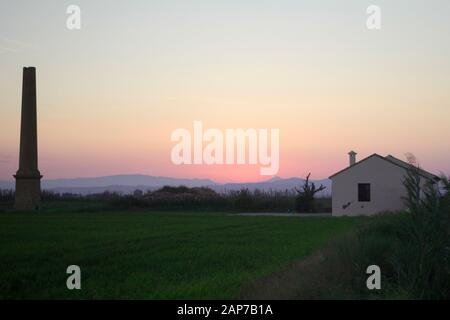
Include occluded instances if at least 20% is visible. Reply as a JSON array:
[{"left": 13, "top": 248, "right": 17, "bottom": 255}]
[{"left": 329, "top": 153, "right": 440, "bottom": 181}]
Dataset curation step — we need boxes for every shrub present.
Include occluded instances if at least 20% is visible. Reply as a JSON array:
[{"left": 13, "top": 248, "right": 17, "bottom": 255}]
[
  {"left": 233, "top": 189, "right": 254, "bottom": 211},
  {"left": 0, "top": 189, "right": 14, "bottom": 203}
]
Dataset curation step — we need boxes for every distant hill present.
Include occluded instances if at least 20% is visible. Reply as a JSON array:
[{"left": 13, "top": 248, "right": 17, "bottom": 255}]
[
  {"left": 0, "top": 174, "right": 331, "bottom": 196},
  {"left": 0, "top": 175, "right": 216, "bottom": 195},
  {"left": 209, "top": 177, "right": 331, "bottom": 196}
]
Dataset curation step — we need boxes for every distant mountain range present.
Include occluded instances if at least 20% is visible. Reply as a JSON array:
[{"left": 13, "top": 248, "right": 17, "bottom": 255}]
[
  {"left": 0, "top": 174, "right": 331, "bottom": 196},
  {"left": 211, "top": 177, "right": 331, "bottom": 196}
]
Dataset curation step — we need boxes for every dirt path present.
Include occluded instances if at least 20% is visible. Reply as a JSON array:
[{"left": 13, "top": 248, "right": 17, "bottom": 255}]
[
  {"left": 238, "top": 232, "right": 358, "bottom": 300},
  {"left": 231, "top": 213, "right": 331, "bottom": 218},
  {"left": 238, "top": 251, "right": 327, "bottom": 299}
]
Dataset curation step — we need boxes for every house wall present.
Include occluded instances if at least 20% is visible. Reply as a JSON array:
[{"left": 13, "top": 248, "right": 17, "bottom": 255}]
[{"left": 331, "top": 156, "right": 429, "bottom": 216}]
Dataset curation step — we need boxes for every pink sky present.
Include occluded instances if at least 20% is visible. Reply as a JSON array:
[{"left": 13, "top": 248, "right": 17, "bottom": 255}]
[{"left": 1, "top": 1, "right": 449, "bottom": 182}]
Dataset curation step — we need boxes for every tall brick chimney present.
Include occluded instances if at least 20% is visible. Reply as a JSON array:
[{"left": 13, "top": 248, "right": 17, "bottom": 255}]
[{"left": 14, "top": 67, "right": 42, "bottom": 210}]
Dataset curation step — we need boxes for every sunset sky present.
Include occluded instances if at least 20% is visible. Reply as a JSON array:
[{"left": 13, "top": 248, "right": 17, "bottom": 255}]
[{"left": 1, "top": 0, "right": 450, "bottom": 182}]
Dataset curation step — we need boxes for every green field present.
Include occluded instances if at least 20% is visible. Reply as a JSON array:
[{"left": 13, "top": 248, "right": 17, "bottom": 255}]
[{"left": 0, "top": 211, "right": 362, "bottom": 299}]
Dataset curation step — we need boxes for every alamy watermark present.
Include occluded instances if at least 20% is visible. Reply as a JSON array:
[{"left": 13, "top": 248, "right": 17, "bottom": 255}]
[
  {"left": 66, "top": 5, "right": 81, "bottom": 30},
  {"left": 66, "top": 265, "right": 81, "bottom": 290},
  {"left": 64, "top": 5, "right": 380, "bottom": 31},
  {"left": 366, "top": 5, "right": 381, "bottom": 30},
  {"left": 171, "top": 121, "right": 279, "bottom": 176},
  {"left": 366, "top": 265, "right": 381, "bottom": 290}
]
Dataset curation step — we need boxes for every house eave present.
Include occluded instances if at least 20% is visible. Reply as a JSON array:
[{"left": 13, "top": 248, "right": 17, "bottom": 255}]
[{"left": 329, "top": 153, "right": 440, "bottom": 181}]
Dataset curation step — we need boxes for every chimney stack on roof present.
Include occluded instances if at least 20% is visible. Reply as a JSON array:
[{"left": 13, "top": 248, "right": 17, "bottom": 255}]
[{"left": 348, "top": 151, "right": 357, "bottom": 167}]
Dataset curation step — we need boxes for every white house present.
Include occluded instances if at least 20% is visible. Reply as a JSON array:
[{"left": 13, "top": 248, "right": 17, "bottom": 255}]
[{"left": 329, "top": 151, "right": 440, "bottom": 216}]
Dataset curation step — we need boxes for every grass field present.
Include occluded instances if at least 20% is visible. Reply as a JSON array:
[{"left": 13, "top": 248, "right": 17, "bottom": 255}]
[{"left": 0, "top": 211, "right": 362, "bottom": 299}]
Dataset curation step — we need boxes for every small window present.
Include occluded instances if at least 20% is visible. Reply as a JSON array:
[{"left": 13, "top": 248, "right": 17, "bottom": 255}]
[{"left": 358, "top": 183, "right": 371, "bottom": 202}]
